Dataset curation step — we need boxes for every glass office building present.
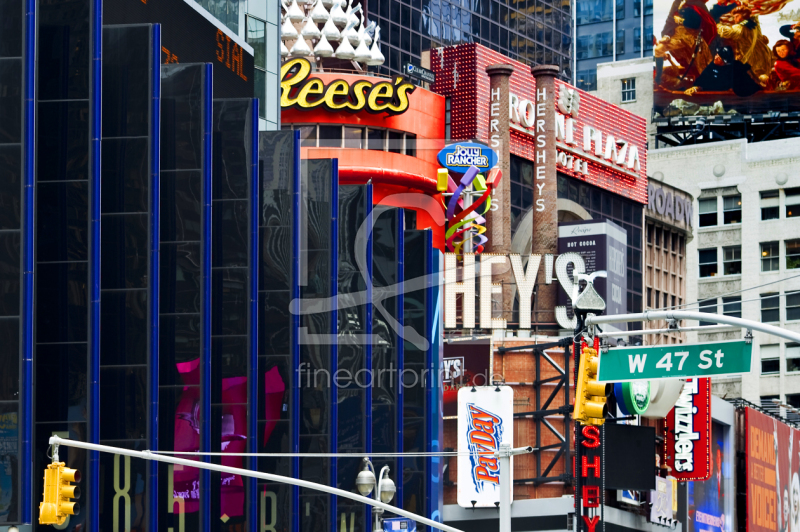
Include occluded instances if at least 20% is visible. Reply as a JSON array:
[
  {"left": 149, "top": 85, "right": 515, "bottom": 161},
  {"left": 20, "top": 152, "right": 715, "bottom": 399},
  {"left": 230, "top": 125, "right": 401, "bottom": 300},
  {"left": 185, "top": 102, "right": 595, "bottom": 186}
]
[
  {"left": 368, "top": 0, "right": 574, "bottom": 82},
  {"left": 574, "top": 0, "right": 653, "bottom": 90},
  {"left": 1, "top": 0, "right": 442, "bottom": 530}
]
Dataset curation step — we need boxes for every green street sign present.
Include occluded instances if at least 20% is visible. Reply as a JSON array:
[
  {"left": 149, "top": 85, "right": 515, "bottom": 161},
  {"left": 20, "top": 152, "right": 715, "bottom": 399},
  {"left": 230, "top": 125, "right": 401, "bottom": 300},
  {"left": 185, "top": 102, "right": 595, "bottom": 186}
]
[{"left": 597, "top": 340, "right": 752, "bottom": 382}]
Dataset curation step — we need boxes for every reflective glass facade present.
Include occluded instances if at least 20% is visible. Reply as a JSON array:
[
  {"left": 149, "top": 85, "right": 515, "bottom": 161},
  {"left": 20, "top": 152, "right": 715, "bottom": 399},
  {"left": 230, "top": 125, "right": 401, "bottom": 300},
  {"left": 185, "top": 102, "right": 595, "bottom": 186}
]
[
  {"left": 7, "top": 0, "right": 443, "bottom": 528},
  {"left": 574, "top": 0, "right": 653, "bottom": 90},
  {"left": 369, "top": 0, "right": 573, "bottom": 82}
]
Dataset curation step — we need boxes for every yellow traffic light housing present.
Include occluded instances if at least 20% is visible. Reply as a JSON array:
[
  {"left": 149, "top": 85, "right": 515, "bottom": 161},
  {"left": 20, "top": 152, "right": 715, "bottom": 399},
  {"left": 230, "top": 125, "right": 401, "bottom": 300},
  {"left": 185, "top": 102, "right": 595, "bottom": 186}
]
[
  {"left": 573, "top": 346, "right": 611, "bottom": 426},
  {"left": 39, "top": 462, "right": 81, "bottom": 525}
]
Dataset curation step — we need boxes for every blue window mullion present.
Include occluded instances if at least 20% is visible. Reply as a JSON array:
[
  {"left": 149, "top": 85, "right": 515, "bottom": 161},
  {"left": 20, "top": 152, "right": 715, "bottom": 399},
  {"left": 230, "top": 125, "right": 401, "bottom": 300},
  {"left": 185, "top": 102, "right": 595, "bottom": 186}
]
[
  {"left": 248, "top": 98, "right": 260, "bottom": 532},
  {"left": 201, "top": 62, "right": 213, "bottom": 532},
  {"left": 21, "top": 0, "right": 36, "bottom": 519},
  {"left": 88, "top": 0, "right": 103, "bottom": 524},
  {"left": 365, "top": 183, "right": 373, "bottom": 454},
  {"left": 395, "top": 209, "right": 404, "bottom": 508},
  {"left": 291, "top": 130, "right": 301, "bottom": 532},
  {"left": 330, "top": 159, "right": 339, "bottom": 532},
  {"left": 148, "top": 24, "right": 162, "bottom": 532}
]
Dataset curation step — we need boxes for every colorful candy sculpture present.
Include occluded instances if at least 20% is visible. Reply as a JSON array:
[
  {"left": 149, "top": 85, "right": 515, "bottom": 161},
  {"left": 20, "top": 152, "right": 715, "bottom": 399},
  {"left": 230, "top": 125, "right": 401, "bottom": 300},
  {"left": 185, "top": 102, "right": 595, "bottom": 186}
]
[{"left": 443, "top": 165, "right": 502, "bottom": 255}]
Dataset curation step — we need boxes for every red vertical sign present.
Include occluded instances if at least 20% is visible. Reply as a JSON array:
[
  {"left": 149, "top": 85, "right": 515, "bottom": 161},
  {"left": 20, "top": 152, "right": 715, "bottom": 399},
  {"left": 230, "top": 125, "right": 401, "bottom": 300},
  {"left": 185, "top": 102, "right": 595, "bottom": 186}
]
[{"left": 665, "top": 378, "right": 711, "bottom": 481}]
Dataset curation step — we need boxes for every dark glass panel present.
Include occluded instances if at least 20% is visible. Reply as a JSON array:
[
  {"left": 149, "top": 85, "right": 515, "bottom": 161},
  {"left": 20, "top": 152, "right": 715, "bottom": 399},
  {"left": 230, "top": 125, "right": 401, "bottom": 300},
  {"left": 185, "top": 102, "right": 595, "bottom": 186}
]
[
  {"left": 101, "top": 138, "right": 148, "bottom": 214},
  {"left": 161, "top": 171, "right": 202, "bottom": 243},
  {"left": 37, "top": 101, "right": 90, "bottom": 182},
  {"left": 158, "top": 315, "right": 201, "bottom": 387},
  {"left": 259, "top": 291, "right": 291, "bottom": 355},
  {"left": 100, "top": 290, "right": 147, "bottom": 366},
  {"left": 211, "top": 336, "right": 248, "bottom": 380},
  {"left": 101, "top": 213, "right": 148, "bottom": 289},
  {"left": 211, "top": 268, "right": 247, "bottom": 336},
  {"left": 212, "top": 200, "right": 248, "bottom": 267},
  {"left": 260, "top": 227, "right": 290, "bottom": 291},
  {"left": 0, "top": 232, "right": 20, "bottom": 316},
  {"left": 161, "top": 64, "right": 203, "bottom": 171},
  {"left": 0, "top": 145, "right": 21, "bottom": 230},
  {"left": 0, "top": 402, "right": 19, "bottom": 522},
  {"left": 213, "top": 100, "right": 250, "bottom": 200},
  {"left": 256, "top": 483, "right": 292, "bottom": 532},
  {"left": 0, "top": 59, "right": 21, "bottom": 143},
  {"left": 0, "top": 318, "right": 19, "bottom": 400},
  {"left": 37, "top": 0, "right": 89, "bottom": 100},
  {"left": 36, "top": 262, "right": 87, "bottom": 343},
  {"left": 102, "top": 26, "right": 150, "bottom": 138},
  {"left": 97, "top": 442, "right": 148, "bottom": 532},
  {"left": 35, "top": 343, "right": 88, "bottom": 422},
  {"left": 99, "top": 366, "right": 147, "bottom": 440},
  {"left": 0, "top": 0, "right": 21, "bottom": 58},
  {"left": 160, "top": 242, "right": 202, "bottom": 314},
  {"left": 257, "top": 357, "right": 291, "bottom": 422},
  {"left": 257, "top": 419, "right": 292, "bottom": 472}
]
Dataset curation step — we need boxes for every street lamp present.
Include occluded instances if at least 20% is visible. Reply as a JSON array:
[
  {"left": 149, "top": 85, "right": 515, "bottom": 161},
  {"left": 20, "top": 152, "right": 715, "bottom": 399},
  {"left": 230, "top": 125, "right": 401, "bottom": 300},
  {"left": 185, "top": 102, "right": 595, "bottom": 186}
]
[{"left": 356, "top": 458, "right": 396, "bottom": 531}]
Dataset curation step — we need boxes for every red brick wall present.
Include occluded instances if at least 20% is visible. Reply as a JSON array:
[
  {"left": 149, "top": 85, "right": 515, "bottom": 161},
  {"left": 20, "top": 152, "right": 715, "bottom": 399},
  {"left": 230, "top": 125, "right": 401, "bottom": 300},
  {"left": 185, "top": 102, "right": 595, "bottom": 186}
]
[{"left": 443, "top": 339, "right": 574, "bottom": 504}]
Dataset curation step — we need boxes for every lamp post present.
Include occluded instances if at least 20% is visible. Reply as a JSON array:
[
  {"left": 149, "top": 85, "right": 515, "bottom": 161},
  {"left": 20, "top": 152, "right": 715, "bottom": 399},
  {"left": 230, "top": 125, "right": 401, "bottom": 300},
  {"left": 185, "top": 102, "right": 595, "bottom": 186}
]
[{"left": 356, "top": 457, "right": 397, "bottom": 532}]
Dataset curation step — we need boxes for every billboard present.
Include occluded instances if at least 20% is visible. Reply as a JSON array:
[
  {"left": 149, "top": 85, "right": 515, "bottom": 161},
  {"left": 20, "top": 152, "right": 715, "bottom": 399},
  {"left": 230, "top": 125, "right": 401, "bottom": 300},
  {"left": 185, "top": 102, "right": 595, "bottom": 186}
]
[
  {"left": 654, "top": 0, "right": 800, "bottom": 116},
  {"left": 665, "top": 378, "right": 712, "bottom": 481},
  {"left": 689, "top": 420, "right": 732, "bottom": 532},
  {"left": 557, "top": 220, "right": 628, "bottom": 331},
  {"left": 443, "top": 338, "right": 494, "bottom": 419},
  {"left": 746, "top": 407, "right": 800, "bottom": 532},
  {"left": 457, "top": 386, "right": 513, "bottom": 508}
]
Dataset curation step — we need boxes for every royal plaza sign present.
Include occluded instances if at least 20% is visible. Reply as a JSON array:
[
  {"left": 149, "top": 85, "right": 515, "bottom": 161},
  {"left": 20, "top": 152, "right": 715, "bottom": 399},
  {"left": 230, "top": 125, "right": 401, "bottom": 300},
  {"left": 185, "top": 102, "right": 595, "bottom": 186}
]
[{"left": 508, "top": 88, "right": 642, "bottom": 179}]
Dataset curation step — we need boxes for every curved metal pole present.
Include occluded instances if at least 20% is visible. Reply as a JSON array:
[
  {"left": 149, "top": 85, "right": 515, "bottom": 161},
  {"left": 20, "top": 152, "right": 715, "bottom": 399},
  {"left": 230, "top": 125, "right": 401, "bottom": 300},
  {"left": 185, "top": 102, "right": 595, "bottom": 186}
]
[
  {"left": 48, "top": 436, "right": 462, "bottom": 532},
  {"left": 585, "top": 311, "right": 800, "bottom": 344}
]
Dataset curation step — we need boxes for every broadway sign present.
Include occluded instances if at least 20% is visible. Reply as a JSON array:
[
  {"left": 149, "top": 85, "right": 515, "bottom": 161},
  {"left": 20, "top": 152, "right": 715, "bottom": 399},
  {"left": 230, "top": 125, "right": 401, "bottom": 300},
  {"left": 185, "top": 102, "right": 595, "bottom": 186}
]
[{"left": 597, "top": 340, "right": 752, "bottom": 382}]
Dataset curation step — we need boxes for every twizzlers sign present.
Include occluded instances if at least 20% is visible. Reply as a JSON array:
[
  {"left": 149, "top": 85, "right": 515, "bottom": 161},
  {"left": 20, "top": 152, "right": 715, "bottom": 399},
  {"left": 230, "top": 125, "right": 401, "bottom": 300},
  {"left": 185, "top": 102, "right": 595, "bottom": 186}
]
[
  {"left": 457, "top": 386, "right": 513, "bottom": 508},
  {"left": 665, "top": 378, "right": 711, "bottom": 481}
]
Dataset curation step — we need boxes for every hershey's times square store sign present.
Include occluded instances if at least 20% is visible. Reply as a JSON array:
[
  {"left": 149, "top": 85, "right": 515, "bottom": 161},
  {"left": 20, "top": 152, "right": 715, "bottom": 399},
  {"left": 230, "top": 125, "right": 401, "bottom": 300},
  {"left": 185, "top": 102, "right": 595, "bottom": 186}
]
[{"left": 432, "top": 44, "right": 647, "bottom": 332}]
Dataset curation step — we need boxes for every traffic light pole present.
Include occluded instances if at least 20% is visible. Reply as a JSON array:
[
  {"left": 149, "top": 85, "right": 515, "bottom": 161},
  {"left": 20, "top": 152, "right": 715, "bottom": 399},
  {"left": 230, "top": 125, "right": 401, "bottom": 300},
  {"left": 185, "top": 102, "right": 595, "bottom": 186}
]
[{"left": 46, "top": 436, "right": 464, "bottom": 532}]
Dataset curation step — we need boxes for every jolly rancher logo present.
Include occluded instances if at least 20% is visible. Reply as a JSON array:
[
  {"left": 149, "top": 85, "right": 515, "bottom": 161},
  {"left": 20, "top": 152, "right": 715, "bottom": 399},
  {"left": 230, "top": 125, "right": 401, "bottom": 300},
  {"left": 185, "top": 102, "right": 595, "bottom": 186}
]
[
  {"left": 280, "top": 58, "right": 416, "bottom": 115},
  {"left": 466, "top": 404, "right": 503, "bottom": 491}
]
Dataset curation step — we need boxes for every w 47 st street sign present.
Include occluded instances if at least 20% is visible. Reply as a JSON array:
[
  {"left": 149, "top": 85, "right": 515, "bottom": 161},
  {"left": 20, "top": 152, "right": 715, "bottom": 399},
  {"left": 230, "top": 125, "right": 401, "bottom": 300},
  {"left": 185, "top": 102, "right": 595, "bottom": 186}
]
[{"left": 597, "top": 340, "right": 752, "bottom": 382}]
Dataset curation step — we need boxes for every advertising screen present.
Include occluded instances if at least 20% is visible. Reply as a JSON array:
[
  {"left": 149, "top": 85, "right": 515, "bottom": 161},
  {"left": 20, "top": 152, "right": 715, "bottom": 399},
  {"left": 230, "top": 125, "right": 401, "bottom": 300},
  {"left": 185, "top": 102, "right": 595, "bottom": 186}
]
[
  {"left": 689, "top": 420, "right": 732, "bottom": 532},
  {"left": 654, "top": 0, "right": 800, "bottom": 116},
  {"left": 746, "top": 406, "right": 800, "bottom": 532}
]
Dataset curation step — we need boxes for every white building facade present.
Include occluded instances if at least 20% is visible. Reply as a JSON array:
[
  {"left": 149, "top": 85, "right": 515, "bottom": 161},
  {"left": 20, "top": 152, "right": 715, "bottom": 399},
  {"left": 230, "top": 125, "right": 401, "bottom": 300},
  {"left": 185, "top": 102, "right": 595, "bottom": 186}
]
[{"left": 649, "top": 138, "right": 800, "bottom": 412}]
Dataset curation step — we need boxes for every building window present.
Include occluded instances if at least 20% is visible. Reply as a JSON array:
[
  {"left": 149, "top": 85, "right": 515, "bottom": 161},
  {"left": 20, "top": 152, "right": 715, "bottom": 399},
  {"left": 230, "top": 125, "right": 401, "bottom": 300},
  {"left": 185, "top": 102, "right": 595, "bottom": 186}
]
[
  {"left": 761, "top": 190, "right": 779, "bottom": 220},
  {"left": 787, "top": 240, "right": 800, "bottom": 269},
  {"left": 245, "top": 15, "right": 267, "bottom": 120},
  {"left": 367, "top": 128, "right": 386, "bottom": 151},
  {"left": 406, "top": 134, "right": 416, "bottom": 157},
  {"left": 388, "top": 130, "right": 403, "bottom": 154},
  {"left": 761, "top": 293, "right": 780, "bottom": 323},
  {"left": 621, "top": 78, "right": 636, "bottom": 102},
  {"left": 576, "top": 69, "right": 597, "bottom": 91},
  {"left": 722, "top": 246, "right": 741, "bottom": 275},
  {"left": 762, "top": 242, "right": 779, "bottom": 272},
  {"left": 699, "top": 198, "right": 717, "bottom": 227},
  {"left": 723, "top": 195, "right": 742, "bottom": 224},
  {"left": 787, "top": 188, "right": 800, "bottom": 218},
  {"left": 722, "top": 296, "right": 741, "bottom": 318},
  {"left": 761, "top": 346, "right": 780, "bottom": 374},
  {"left": 576, "top": 31, "right": 613, "bottom": 59},
  {"left": 787, "top": 343, "right": 800, "bottom": 372},
  {"left": 634, "top": 0, "right": 653, "bottom": 16},
  {"left": 787, "top": 291, "right": 800, "bottom": 321},
  {"left": 699, "top": 248, "right": 717, "bottom": 277},
  {"left": 633, "top": 26, "right": 654, "bottom": 52},
  {"left": 616, "top": 29, "right": 625, "bottom": 55},
  {"left": 699, "top": 298, "right": 717, "bottom": 326},
  {"left": 319, "top": 125, "right": 343, "bottom": 147},
  {"left": 787, "top": 393, "right": 800, "bottom": 421},
  {"left": 344, "top": 127, "right": 364, "bottom": 149}
]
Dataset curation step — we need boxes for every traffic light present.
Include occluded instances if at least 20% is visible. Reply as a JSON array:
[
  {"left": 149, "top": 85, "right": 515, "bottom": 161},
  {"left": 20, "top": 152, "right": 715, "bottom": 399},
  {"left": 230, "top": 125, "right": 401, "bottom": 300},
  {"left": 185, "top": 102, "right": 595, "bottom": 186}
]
[
  {"left": 39, "top": 462, "right": 81, "bottom": 525},
  {"left": 573, "top": 346, "right": 611, "bottom": 426}
]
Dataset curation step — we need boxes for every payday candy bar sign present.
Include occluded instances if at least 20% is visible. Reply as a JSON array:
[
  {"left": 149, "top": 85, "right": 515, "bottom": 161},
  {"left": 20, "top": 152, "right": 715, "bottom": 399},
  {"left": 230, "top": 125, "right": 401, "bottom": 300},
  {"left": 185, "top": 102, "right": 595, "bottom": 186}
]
[
  {"left": 457, "top": 386, "right": 513, "bottom": 508},
  {"left": 665, "top": 378, "right": 711, "bottom": 481}
]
